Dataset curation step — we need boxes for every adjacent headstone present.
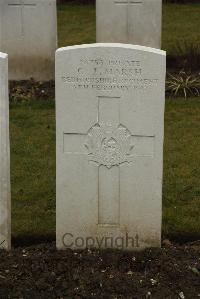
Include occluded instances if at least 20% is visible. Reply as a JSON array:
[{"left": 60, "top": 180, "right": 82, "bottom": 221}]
[
  {"left": 96, "top": 0, "right": 162, "bottom": 49},
  {"left": 0, "top": 52, "right": 11, "bottom": 250},
  {"left": 0, "top": 0, "right": 57, "bottom": 80},
  {"left": 56, "top": 44, "right": 166, "bottom": 250}
]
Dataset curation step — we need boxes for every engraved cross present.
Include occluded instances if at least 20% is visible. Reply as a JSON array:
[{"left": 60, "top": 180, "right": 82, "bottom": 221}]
[
  {"left": 64, "top": 96, "right": 154, "bottom": 226},
  {"left": 114, "top": 0, "right": 143, "bottom": 42},
  {"left": 7, "top": 0, "right": 36, "bottom": 37}
]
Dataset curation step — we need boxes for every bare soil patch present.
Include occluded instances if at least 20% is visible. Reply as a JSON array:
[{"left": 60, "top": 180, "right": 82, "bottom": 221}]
[{"left": 0, "top": 242, "right": 199, "bottom": 298}]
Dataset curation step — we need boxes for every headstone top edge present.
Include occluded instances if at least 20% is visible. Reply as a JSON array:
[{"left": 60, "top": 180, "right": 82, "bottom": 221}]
[
  {"left": 0, "top": 52, "right": 8, "bottom": 59},
  {"left": 56, "top": 43, "right": 166, "bottom": 56},
  {"left": 5, "top": 0, "right": 56, "bottom": 3},
  {"left": 33, "top": 0, "right": 56, "bottom": 3}
]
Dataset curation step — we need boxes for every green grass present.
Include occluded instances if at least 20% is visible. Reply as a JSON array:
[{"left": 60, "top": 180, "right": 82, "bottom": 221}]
[
  {"left": 162, "top": 4, "right": 200, "bottom": 54},
  {"left": 163, "top": 98, "right": 200, "bottom": 239},
  {"left": 9, "top": 3, "right": 200, "bottom": 241},
  {"left": 58, "top": 4, "right": 95, "bottom": 47},
  {"left": 10, "top": 101, "right": 56, "bottom": 236},
  {"left": 57, "top": 3, "right": 200, "bottom": 54},
  {"left": 10, "top": 98, "right": 200, "bottom": 240}
]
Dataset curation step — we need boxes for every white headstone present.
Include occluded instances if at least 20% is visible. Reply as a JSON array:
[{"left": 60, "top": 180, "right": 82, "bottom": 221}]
[
  {"left": 96, "top": 0, "right": 162, "bottom": 49},
  {"left": 0, "top": 52, "right": 11, "bottom": 250},
  {"left": 56, "top": 44, "right": 166, "bottom": 250},
  {"left": 0, "top": 0, "right": 57, "bottom": 80}
]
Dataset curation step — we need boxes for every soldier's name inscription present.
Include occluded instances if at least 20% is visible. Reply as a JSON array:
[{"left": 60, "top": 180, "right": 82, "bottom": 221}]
[{"left": 61, "top": 57, "right": 159, "bottom": 91}]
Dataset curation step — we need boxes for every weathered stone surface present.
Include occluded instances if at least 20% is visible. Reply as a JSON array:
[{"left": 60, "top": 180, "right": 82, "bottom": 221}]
[
  {"left": 96, "top": 0, "right": 162, "bottom": 49},
  {"left": 56, "top": 44, "right": 166, "bottom": 250},
  {"left": 0, "top": 52, "right": 11, "bottom": 250},
  {"left": 0, "top": 0, "right": 57, "bottom": 80}
]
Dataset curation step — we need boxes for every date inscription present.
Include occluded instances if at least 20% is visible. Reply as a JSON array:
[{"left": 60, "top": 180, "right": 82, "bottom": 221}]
[{"left": 61, "top": 57, "right": 159, "bottom": 91}]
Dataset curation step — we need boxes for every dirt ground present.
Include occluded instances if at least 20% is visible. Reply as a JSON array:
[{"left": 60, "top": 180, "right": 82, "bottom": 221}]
[
  {"left": 9, "top": 80, "right": 55, "bottom": 102},
  {"left": 7, "top": 80, "right": 200, "bottom": 298},
  {"left": 0, "top": 241, "right": 199, "bottom": 299}
]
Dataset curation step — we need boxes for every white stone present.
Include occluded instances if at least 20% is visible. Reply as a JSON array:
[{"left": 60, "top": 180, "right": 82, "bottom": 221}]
[
  {"left": 0, "top": 0, "right": 57, "bottom": 80},
  {"left": 0, "top": 52, "right": 11, "bottom": 250},
  {"left": 56, "top": 43, "right": 166, "bottom": 250},
  {"left": 96, "top": 0, "right": 162, "bottom": 49}
]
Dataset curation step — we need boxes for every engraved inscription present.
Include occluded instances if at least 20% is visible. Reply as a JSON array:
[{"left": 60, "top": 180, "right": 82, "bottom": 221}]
[
  {"left": 61, "top": 57, "right": 159, "bottom": 92},
  {"left": 8, "top": 3, "right": 36, "bottom": 6},
  {"left": 114, "top": 0, "right": 143, "bottom": 5},
  {"left": 85, "top": 123, "right": 134, "bottom": 168}
]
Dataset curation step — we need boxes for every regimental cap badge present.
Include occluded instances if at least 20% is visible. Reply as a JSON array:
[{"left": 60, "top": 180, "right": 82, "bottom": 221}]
[{"left": 85, "top": 123, "right": 134, "bottom": 168}]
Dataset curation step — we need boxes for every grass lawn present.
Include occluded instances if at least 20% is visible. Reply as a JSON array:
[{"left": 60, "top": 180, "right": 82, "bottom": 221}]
[
  {"left": 163, "top": 98, "right": 200, "bottom": 240},
  {"left": 10, "top": 101, "right": 56, "bottom": 237},
  {"left": 57, "top": 3, "right": 200, "bottom": 54},
  {"left": 9, "top": 3, "right": 200, "bottom": 241},
  {"left": 10, "top": 98, "right": 200, "bottom": 240},
  {"left": 162, "top": 3, "right": 200, "bottom": 54}
]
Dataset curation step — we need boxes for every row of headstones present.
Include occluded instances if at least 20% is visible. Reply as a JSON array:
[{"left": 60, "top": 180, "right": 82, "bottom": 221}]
[
  {"left": 1, "top": 42, "right": 166, "bottom": 251},
  {"left": 0, "top": 0, "right": 162, "bottom": 80}
]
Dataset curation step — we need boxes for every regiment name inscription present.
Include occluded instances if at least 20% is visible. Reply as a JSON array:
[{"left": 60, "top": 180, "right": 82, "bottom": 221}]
[{"left": 61, "top": 57, "right": 159, "bottom": 91}]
